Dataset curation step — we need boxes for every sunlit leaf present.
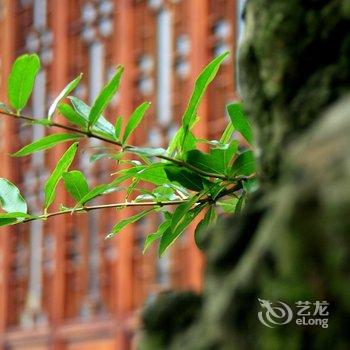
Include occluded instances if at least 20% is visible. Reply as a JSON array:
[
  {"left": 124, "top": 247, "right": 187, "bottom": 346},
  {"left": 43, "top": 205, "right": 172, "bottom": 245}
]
[
  {"left": 125, "top": 147, "right": 167, "bottom": 158},
  {"left": 69, "top": 96, "right": 115, "bottom": 139},
  {"left": 123, "top": 102, "right": 151, "bottom": 144},
  {"left": 220, "top": 122, "right": 234, "bottom": 144},
  {"left": 182, "top": 52, "right": 228, "bottom": 129},
  {"left": 107, "top": 208, "right": 154, "bottom": 238},
  {"left": 167, "top": 127, "right": 197, "bottom": 156},
  {"left": 28, "top": 118, "right": 52, "bottom": 126},
  {"left": 177, "top": 52, "right": 229, "bottom": 151},
  {"left": 48, "top": 73, "right": 82, "bottom": 119},
  {"left": 143, "top": 219, "right": 170, "bottom": 254},
  {"left": 0, "top": 212, "right": 35, "bottom": 227},
  {"left": 76, "top": 182, "right": 117, "bottom": 206},
  {"left": 135, "top": 194, "right": 155, "bottom": 202},
  {"left": 0, "top": 178, "right": 27, "bottom": 213},
  {"left": 62, "top": 170, "right": 89, "bottom": 202},
  {"left": 8, "top": 54, "right": 41, "bottom": 113},
  {"left": 227, "top": 103, "right": 253, "bottom": 144},
  {"left": 217, "top": 197, "right": 239, "bottom": 213},
  {"left": 12, "top": 133, "right": 82, "bottom": 157},
  {"left": 89, "top": 65, "right": 123, "bottom": 128},
  {"left": 44, "top": 143, "right": 78, "bottom": 209},
  {"left": 114, "top": 115, "right": 123, "bottom": 140},
  {"left": 153, "top": 185, "right": 179, "bottom": 201},
  {"left": 58, "top": 103, "right": 87, "bottom": 128},
  {"left": 117, "top": 163, "right": 170, "bottom": 186}
]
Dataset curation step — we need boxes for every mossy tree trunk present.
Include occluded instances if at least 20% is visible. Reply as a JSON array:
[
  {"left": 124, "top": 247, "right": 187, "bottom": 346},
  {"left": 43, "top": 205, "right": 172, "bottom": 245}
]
[{"left": 139, "top": 1, "right": 350, "bottom": 349}]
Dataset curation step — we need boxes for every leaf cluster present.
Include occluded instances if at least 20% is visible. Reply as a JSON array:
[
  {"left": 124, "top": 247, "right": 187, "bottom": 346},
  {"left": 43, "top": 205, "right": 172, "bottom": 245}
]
[{"left": 0, "top": 52, "right": 257, "bottom": 256}]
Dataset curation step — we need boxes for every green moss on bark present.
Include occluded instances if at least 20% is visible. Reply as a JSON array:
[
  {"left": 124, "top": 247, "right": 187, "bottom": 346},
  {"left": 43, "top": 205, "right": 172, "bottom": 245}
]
[{"left": 138, "top": 1, "right": 350, "bottom": 349}]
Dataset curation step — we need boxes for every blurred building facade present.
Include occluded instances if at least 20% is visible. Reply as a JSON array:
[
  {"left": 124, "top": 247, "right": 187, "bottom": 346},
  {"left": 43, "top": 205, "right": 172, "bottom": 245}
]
[{"left": 0, "top": 0, "right": 241, "bottom": 349}]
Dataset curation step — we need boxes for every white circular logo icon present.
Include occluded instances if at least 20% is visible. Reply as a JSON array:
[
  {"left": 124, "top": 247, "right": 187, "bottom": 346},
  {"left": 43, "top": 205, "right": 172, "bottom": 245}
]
[{"left": 258, "top": 298, "right": 293, "bottom": 328}]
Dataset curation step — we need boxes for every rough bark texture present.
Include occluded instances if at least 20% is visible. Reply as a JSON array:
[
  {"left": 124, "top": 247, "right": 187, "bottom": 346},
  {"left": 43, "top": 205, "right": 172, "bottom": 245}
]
[{"left": 139, "top": 1, "right": 350, "bottom": 349}]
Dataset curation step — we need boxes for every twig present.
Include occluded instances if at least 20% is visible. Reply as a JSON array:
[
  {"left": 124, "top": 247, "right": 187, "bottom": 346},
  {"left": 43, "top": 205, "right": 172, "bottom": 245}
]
[
  {"left": 0, "top": 109, "right": 229, "bottom": 180},
  {"left": 21, "top": 182, "right": 242, "bottom": 224},
  {"left": 22, "top": 199, "right": 187, "bottom": 223}
]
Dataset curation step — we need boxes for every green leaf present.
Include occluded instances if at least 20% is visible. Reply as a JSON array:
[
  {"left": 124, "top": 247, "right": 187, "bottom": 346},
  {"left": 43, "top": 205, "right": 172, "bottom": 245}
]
[
  {"left": 30, "top": 118, "right": 51, "bottom": 126},
  {"left": 117, "top": 163, "right": 170, "bottom": 186},
  {"left": 76, "top": 182, "right": 116, "bottom": 206},
  {"left": 143, "top": 219, "right": 170, "bottom": 254},
  {"left": 12, "top": 133, "right": 82, "bottom": 157},
  {"left": 179, "top": 52, "right": 229, "bottom": 149},
  {"left": 235, "top": 194, "right": 245, "bottom": 213},
  {"left": 182, "top": 52, "right": 228, "bottom": 129},
  {"left": 58, "top": 103, "right": 87, "bottom": 128},
  {"left": 0, "top": 178, "right": 27, "bottom": 213},
  {"left": 89, "top": 151, "right": 123, "bottom": 163},
  {"left": 44, "top": 143, "right": 78, "bottom": 209},
  {"left": 170, "top": 196, "right": 198, "bottom": 232},
  {"left": 8, "top": 54, "right": 41, "bottom": 113},
  {"left": 143, "top": 233, "right": 162, "bottom": 253},
  {"left": 184, "top": 150, "right": 225, "bottom": 174},
  {"left": 0, "top": 212, "right": 34, "bottom": 227},
  {"left": 206, "top": 181, "right": 226, "bottom": 200},
  {"left": 0, "top": 212, "right": 32, "bottom": 219},
  {"left": 194, "top": 205, "right": 217, "bottom": 248},
  {"left": 217, "top": 197, "right": 239, "bottom": 213},
  {"left": 136, "top": 165, "right": 170, "bottom": 185},
  {"left": 114, "top": 115, "right": 123, "bottom": 140},
  {"left": 243, "top": 178, "right": 259, "bottom": 193},
  {"left": 153, "top": 185, "right": 179, "bottom": 201},
  {"left": 62, "top": 170, "right": 89, "bottom": 202},
  {"left": 125, "top": 147, "right": 167, "bottom": 158},
  {"left": 210, "top": 140, "right": 238, "bottom": 175},
  {"left": 164, "top": 165, "right": 204, "bottom": 191},
  {"left": 135, "top": 194, "right": 155, "bottom": 202},
  {"left": 48, "top": 73, "right": 83, "bottom": 119},
  {"left": 69, "top": 96, "right": 115, "bottom": 139},
  {"left": 123, "top": 102, "right": 151, "bottom": 144},
  {"left": 227, "top": 103, "right": 253, "bottom": 144},
  {"left": 88, "top": 65, "right": 123, "bottom": 128},
  {"left": 167, "top": 126, "right": 197, "bottom": 157},
  {"left": 231, "top": 150, "right": 256, "bottom": 176},
  {"left": 107, "top": 208, "right": 153, "bottom": 238},
  {"left": 159, "top": 203, "right": 203, "bottom": 256},
  {"left": 220, "top": 122, "right": 234, "bottom": 144},
  {"left": 0, "top": 217, "right": 18, "bottom": 227}
]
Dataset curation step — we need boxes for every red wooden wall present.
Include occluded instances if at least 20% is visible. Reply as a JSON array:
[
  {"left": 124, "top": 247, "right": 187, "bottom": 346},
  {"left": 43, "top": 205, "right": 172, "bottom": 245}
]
[{"left": 0, "top": 0, "right": 239, "bottom": 349}]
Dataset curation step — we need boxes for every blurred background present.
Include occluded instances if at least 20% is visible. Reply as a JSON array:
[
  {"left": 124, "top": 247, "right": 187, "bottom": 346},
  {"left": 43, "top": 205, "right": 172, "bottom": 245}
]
[{"left": 0, "top": 0, "right": 243, "bottom": 349}]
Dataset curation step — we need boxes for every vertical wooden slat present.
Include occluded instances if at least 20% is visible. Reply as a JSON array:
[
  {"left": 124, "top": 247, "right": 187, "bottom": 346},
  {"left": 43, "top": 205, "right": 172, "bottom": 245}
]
[
  {"left": 113, "top": 0, "right": 135, "bottom": 347},
  {"left": 51, "top": 1, "right": 69, "bottom": 348},
  {"left": 185, "top": 0, "right": 210, "bottom": 292},
  {"left": 0, "top": 0, "right": 16, "bottom": 345}
]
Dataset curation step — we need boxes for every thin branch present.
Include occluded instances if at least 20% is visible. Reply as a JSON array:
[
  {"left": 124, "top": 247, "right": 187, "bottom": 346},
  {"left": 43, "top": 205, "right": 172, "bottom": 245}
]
[
  {"left": 0, "top": 109, "right": 229, "bottom": 180},
  {"left": 21, "top": 182, "right": 243, "bottom": 225},
  {"left": 23, "top": 199, "right": 187, "bottom": 224}
]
